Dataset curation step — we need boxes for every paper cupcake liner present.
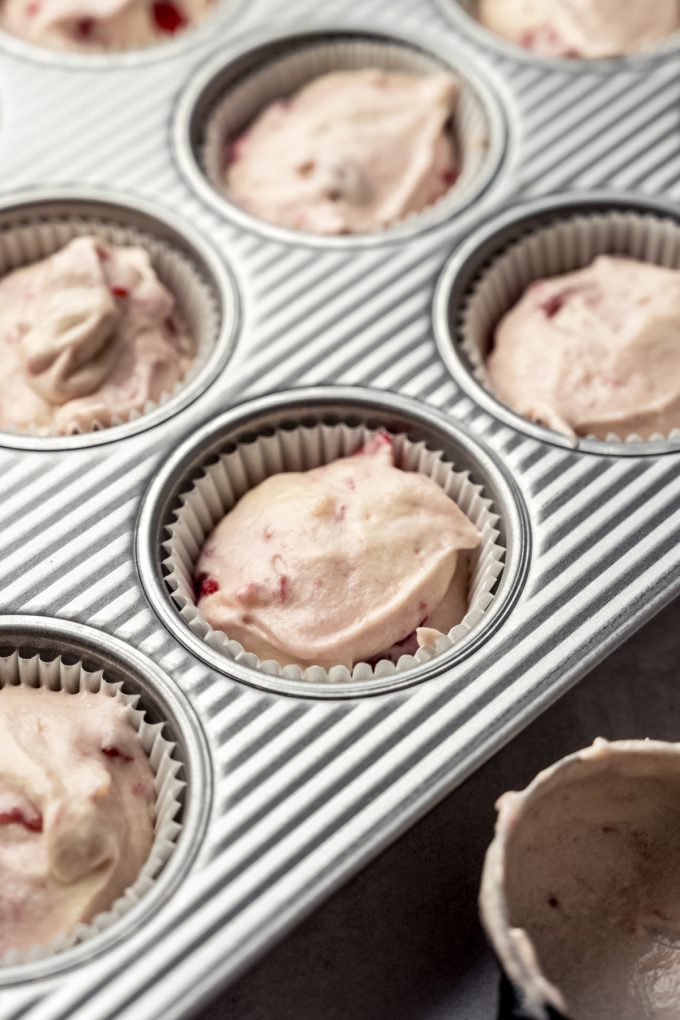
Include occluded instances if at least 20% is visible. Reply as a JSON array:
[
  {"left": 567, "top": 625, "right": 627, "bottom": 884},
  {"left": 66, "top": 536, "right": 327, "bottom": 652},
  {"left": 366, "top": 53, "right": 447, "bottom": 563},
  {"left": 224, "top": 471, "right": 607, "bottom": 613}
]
[
  {"left": 459, "top": 209, "right": 680, "bottom": 444},
  {"left": 162, "top": 422, "right": 505, "bottom": 684},
  {"left": 480, "top": 739, "right": 680, "bottom": 1020},
  {"left": 0, "top": 212, "right": 221, "bottom": 438},
  {"left": 0, "top": 650, "right": 184, "bottom": 965},
  {"left": 200, "top": 35, "right": 493, "bottom": 238}
]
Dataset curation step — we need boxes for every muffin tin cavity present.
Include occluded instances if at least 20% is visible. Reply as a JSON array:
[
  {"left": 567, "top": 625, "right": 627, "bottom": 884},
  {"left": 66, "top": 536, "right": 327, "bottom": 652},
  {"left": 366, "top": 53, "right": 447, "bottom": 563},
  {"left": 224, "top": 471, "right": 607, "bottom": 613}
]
[
  {"left": 0, "top": 191, "right": 239, "bottom": 451},
  {"left": 0, "top": 615, "right": 210, "bottom": 984},
  {"left": 173, "top": 26, "right": 508, "bottom": 248},
  {"left": 0, "top": 0, "right": 245, "bottom": 68},
  {"left": 436, "top": 0, "right": 680, "bottom": 71},
  {"left": 433, "top": 193, "right": 680, "bottom": 456},
  {"left": 137, "top": 387, "right": 528, "bottom": 699}
]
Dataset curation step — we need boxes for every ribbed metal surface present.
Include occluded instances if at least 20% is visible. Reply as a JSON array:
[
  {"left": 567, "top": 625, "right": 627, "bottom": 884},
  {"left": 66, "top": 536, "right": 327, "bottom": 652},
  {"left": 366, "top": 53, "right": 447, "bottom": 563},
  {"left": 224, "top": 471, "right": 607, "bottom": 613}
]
[{"left": 0, "top": 0, "right": 678, "bottom": 1016}]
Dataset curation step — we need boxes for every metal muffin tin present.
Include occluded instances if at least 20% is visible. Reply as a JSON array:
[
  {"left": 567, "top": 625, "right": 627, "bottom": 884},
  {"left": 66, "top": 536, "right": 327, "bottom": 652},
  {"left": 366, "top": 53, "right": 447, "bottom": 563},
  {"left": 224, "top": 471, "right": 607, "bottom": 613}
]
[
  {"left": 174, "top": 26, "right": 508, "bottom": 247},
  {"left": 0, "top": 0, "right": 678, "bottom": 1017},
  {"left": 138, "top": 388, "right": 527, "bottom": 699}
]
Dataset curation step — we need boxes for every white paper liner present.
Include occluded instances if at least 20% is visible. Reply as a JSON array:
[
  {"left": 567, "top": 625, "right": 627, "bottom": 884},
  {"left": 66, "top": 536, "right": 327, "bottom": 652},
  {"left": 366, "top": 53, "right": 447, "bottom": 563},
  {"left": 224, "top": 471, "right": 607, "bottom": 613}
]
[
  {"left": 200, "top": 36, "right": 492, "bottom": 237},
  {"left": 162, "top": 422, "right": 505, "bottom": 684},
  {"left": 0, "top": 650, "right": 184, "bottom": 965},
  {"left": 450, "top": 0, "right": 680, "bottom": 61},
  {"left": 459, "top": 209, "right": 680, "bottom": 444},
  {"left": 0, "top": 213, "right": 221, "bottom": 437}
]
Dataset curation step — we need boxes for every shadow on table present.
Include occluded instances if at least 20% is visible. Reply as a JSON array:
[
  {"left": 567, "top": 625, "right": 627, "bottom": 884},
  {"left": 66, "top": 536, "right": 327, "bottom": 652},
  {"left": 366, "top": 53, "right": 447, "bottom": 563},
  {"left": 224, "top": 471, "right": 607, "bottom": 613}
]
[{"left": 202, "top": 598, "right": 680, "bottom": 1020}]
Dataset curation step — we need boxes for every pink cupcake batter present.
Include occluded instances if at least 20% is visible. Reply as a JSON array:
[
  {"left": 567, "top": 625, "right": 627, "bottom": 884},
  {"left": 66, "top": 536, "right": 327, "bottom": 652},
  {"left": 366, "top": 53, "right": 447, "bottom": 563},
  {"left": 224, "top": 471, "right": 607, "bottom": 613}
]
[
  {"left": 0, "top": 235, "right": 194, "bottom": 435},
  {"left": 195, "top": 432, "right": 481, "bottom": 671},
  {"left": 477, "top": 0, "right": 680, "bottom": 59},
  {"left": 486, "top": 256, "right": 680, "bottom": 440},
  {"left": 0, "top": 0, "right": 212, "bottom": 50},
  {"left": 224, "top": 69, "right": 460, "bottom": 235},
  {"left": 0, "top": 686, "right": 155, "bottom": 955}
]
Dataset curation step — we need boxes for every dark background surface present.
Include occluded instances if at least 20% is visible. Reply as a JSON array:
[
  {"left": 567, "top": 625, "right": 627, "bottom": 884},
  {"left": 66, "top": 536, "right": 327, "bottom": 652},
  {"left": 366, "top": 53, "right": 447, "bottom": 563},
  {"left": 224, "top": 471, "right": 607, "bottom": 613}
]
[{"left": 201, "top": 597, "right": 679, "bottom": 1020}]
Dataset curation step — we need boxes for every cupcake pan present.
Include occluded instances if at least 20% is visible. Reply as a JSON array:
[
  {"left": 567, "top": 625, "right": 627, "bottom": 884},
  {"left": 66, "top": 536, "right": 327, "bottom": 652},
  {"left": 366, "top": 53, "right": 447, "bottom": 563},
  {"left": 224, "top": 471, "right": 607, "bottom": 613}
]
[{"left": 0, "top": 0, "right": 678, "bottom": 1017}]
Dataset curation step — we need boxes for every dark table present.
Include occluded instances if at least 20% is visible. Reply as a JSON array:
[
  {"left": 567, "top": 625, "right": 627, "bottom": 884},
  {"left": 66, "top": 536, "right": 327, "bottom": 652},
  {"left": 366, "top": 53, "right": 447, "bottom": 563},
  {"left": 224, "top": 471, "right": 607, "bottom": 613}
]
[{"left": 202, "top": 597, "right": 679, "bottom": 1020}]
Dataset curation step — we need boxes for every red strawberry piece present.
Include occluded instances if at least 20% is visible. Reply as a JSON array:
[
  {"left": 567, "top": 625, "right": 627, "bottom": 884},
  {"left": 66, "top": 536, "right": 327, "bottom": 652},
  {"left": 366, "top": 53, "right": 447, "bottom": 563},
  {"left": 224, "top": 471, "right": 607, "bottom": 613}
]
[
  {"left": 152, "top": 0, "right": 187, "bottom": 33},
  {"left": 102, "top": 746, "right": 133, "bottom": 762},
  {"left": 278, "top": 575, "right": 289, "bottom": 603},
  {"left": 25, "top": 1, "right": 41, "bottom": 16},
  {"left": 198, "top": 577, "right": 219, "bottom": 598},
  {"left": 164, "top": 316, "right": 177, "bottom": 336},
  {"left": 0, "top": 807, "right": 43, "bottom": 833},
  {"left": 75, "top": 17, "right": 94, "bottom": 37},
  {"left": 110, "top": 285, "right": 128, "bottom": 298},
  {"left": 540, "top": 292, "right": 568, "bottom": 318},
  {"left": 441, "top": 168, "right": 459, "bottom": 188}
]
